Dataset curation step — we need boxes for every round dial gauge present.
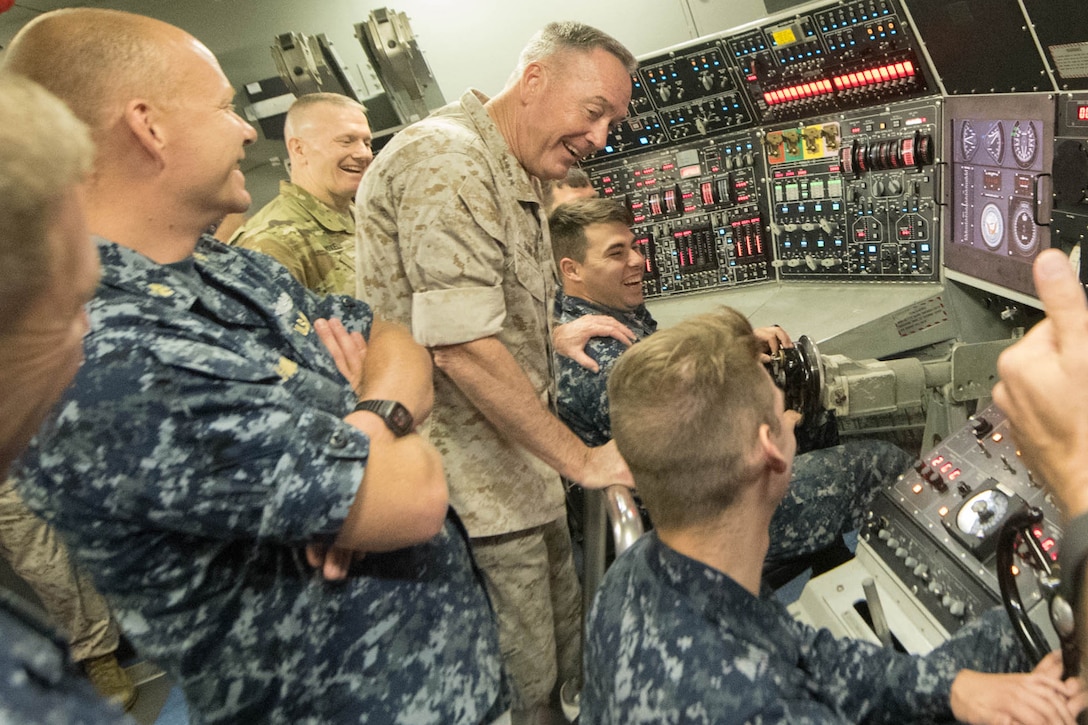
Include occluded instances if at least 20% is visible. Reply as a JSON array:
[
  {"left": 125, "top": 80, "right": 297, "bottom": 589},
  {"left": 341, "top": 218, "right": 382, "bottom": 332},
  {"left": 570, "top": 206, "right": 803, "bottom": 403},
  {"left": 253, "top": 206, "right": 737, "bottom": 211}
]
[
  {"left": 1011, "top": 120, "right": 1038, "bottom": 169},
  {"left": 1010, "top": 201, "right": 1039, "bottom": 256},
  {"left": 985, "top": 121, "right": 1006, "bottom": 165},
  {"left": 956, "top": 489, "right": 1010, "bottom": 539},
  {"left": 980, "top": 203, "right": 1004, "bottom": 250},
  {"left": 960, "top": 120, "right": 978, "bottom": 162}
]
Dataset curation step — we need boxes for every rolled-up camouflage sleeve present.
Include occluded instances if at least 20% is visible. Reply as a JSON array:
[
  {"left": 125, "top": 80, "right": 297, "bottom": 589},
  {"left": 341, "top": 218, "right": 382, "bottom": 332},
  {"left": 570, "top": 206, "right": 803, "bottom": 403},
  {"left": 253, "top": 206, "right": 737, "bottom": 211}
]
[{"left": 394, "top": 152, "right": 509, "bottom": 347}]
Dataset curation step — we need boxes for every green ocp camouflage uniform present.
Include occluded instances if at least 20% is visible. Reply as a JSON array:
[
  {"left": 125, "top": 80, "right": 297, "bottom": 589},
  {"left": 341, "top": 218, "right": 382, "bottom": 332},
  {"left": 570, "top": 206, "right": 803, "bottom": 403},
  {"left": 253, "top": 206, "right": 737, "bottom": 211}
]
[
  {"left": 15, "top": 236, "right": 506, "bottom": 724},
  {"left": 355, "top": 89, "right": 581, "bottom": 712},
  {"left": 230, "top": 180, "right": 357, "bottom": 296}
]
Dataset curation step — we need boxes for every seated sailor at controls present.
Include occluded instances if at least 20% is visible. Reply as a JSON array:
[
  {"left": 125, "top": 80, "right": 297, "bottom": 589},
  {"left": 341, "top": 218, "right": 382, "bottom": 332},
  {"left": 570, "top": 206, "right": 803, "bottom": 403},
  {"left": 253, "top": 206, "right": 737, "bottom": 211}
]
[
  {"left": 583, "top": 306, "right": 1085, "bottom": 724},
  {"left": 551, "top": 197, "right": 912, "bottom": 573}
]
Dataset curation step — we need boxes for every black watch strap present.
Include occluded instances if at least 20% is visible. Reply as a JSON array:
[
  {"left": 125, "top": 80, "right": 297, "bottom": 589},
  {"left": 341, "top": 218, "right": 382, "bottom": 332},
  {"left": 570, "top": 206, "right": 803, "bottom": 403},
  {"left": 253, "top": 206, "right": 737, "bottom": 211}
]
[{"left": 352, "top": 399, "right": 414, "bottom": 437}]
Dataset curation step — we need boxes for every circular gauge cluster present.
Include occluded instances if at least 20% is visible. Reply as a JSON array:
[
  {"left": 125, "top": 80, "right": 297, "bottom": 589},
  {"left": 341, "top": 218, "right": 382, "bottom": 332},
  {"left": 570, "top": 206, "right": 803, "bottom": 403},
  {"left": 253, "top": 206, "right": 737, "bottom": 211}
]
[{"left": 960, "top": 119, "right": 1040, "bottom": 169}]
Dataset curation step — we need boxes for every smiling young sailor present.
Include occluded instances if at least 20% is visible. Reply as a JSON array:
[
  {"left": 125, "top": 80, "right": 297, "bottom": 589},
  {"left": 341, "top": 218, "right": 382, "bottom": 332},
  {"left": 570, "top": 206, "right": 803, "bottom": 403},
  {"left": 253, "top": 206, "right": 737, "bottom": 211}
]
[{"left": 231, "top": 93, "right": 373, "bottom": 296}]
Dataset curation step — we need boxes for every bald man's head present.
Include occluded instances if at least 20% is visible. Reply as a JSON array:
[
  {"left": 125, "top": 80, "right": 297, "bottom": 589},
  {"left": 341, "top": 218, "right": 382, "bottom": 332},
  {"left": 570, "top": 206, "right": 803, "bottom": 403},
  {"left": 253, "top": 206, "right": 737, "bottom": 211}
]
[{"left": 3, "top": 9, "right": 195, "bottom": 135}]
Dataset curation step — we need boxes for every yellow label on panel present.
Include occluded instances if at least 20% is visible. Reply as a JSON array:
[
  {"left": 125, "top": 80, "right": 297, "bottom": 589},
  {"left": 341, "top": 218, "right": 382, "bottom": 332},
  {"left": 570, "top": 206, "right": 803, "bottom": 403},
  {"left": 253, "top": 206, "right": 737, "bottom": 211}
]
[{"left": 772, "top": 28, "right": 797, "bottom": 46}]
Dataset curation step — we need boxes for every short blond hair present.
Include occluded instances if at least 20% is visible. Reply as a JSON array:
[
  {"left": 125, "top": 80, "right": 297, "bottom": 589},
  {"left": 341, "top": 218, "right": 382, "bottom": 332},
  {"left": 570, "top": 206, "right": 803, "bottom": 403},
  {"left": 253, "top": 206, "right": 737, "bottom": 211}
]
[
  {"left": 608, "top": 307, "right": 779, "bottom": 529},
  {"left": 283, "top": 92, "right": 368, "bottom": 140},
  {"left": 0, "top": 73, "right": 93, "bottom": 334}
]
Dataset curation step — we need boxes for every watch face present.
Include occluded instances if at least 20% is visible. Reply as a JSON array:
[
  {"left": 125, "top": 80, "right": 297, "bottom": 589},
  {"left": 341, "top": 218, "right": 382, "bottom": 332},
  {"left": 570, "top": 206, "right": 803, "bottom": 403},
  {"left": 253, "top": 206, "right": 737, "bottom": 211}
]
[
  {"left": 387, "top": 402, "right": 414, "bottom": 435},
  {"left": 355, "top": 400, "right": 414, "bottom": 436}
]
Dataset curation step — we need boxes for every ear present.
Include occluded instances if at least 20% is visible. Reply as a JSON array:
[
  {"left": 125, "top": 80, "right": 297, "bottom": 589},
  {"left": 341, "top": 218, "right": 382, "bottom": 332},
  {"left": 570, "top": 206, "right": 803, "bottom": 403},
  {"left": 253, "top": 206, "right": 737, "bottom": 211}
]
[
  {"left": 123, "top": 99, "right": 167, "bottom": 167},
  {"left": 519, "top": 61, "right": 546, "bottom": 104},
  {"left": 757, "top": 423, "right": 789, "bottom": 474},
  {"left": 559, "top": 256, "right": 582, "bottom": 283},
  {"left": 286, "top": 136, "right": 304, "bottom": 163}
]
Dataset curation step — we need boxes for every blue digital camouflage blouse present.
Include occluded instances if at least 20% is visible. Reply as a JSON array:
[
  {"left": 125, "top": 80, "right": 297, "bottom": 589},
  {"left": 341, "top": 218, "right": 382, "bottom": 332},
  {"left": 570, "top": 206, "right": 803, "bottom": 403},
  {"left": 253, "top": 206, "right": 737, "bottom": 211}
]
[
  {"left": 583, "top": 532, "right": 1027, "bottom": 724},
  {"left": 555, "top": 292, "right": 657, "bottom": 447},
  {"left": 16, "top": 237, "right": 505, "bottom": 724}
]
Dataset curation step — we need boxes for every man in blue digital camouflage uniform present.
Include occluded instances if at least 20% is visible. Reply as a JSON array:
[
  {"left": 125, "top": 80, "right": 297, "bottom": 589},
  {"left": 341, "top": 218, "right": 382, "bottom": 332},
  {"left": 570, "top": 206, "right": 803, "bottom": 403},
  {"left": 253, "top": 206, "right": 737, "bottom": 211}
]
[
  {"left": 583, "top": 306, "right": 1083, "bottom": 724},
  {"left": 4, "top": 9, "right": 506, "bottom": 724},
  {"left": 551, "top": 197, "right": 913, "bottom": 570}
]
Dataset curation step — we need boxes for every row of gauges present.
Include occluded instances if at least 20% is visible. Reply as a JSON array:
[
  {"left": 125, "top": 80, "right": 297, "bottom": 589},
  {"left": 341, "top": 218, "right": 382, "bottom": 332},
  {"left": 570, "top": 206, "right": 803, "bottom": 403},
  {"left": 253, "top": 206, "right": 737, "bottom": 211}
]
[
  {"left": 839, "top": 131, "right": 934, "bottom": 175},
  {"left": 959, "top": 119, "right": 1039, "bottom": 169}
]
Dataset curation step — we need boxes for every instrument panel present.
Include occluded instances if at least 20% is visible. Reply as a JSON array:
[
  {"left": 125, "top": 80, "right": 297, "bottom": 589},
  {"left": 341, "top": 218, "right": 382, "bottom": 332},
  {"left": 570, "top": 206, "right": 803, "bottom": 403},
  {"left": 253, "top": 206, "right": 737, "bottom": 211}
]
[
  {"left": 863, "top": 404, "right": 1062, "bottom": 636},
  {"left": 582, "top": 0, "right": 944, "bottom": 298}
]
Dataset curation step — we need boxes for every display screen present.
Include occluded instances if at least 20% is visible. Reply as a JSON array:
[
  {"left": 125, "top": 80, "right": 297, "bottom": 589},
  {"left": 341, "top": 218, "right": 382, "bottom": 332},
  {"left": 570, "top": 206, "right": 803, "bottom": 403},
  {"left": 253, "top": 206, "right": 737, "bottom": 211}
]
[
  {"left": 1078, "top": 104, "right": 1088, "bottom": 122},
  {"left": 945, "top": 95, "right": 1055, "bottom": 300}
]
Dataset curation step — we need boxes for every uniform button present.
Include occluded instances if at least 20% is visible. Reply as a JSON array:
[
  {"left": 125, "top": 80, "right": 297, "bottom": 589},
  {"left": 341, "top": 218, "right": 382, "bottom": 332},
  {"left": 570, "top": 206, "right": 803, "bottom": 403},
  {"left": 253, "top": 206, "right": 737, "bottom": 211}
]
[{"left": 330, "top": 431, "right": 348, "bottom": 448}]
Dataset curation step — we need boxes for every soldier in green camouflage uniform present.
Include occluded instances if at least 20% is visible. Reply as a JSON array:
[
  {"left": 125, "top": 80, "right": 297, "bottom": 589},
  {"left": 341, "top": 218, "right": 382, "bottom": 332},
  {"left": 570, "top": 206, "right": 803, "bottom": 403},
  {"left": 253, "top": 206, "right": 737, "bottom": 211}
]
[
  {"left": 356, "top": 23, "right": 637, "bottom": 725},
  {"left": 231, "top": 93, "right": 372, "bottom": 296}
]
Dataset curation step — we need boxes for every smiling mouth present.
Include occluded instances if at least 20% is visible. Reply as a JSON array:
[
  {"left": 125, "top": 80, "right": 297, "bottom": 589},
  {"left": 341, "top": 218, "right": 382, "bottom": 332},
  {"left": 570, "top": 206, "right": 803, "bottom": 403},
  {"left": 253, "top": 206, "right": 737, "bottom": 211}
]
[{"left": 563, "top": 142, "right": 584, "bottom": 161}]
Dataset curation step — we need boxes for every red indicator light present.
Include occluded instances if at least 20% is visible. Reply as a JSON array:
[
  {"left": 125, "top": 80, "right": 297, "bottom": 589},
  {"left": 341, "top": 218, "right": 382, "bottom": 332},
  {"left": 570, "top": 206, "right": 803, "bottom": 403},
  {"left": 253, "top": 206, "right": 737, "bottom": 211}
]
[
  {"left": 931, "top": 455, "right": 945, "bottom": 466},
  {"left": 904, "top": 60, "right": 915, "bottom": 76},
  {"left": 878, "top": 66, "right": 891, "bottom": 81},
  {"left": 1042, "top": 538, "right": 1057, "bottom": 553},
  {"left": 645, "top": 178, "right": 657, "bottom": 186},
  {"left": 863, "top": 69, "right": 876, "bottom": 84},
  {"left": 947, "top": 468, "right": 961, "bottom": 481},
  {"left": 643, "top": 167, "right": 655, "bottom": 174},
  {"left": 833, "top": 77, "right": 845, "bottom": 90},
  {"left": 604, "top": 187, "right": 614, "bottom": 195},
  {"left": 630, "top": 201, "right": 644, "bottom": 209},
  {"left": 662, "top": 163, "right": 675, "bottom": 171},
  {"left": 633, "top": 215, "right": 646, "bottom": 223}
]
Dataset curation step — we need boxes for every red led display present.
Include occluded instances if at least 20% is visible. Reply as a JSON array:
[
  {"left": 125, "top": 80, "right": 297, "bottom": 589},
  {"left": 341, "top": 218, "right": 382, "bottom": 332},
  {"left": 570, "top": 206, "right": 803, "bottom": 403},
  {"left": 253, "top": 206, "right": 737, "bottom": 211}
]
[
  {"left": 1079, "top": 105, "right": 1088, "bottom": 121},
  {"left": 764, "top": 60, "right": 915, "bottom": 106}
]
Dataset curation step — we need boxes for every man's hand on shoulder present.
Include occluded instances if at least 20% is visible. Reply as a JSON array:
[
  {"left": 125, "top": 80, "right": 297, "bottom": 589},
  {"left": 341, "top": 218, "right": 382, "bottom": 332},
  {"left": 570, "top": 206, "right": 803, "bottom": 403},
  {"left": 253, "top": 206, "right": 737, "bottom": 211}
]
[
  {"left": 577, "top": 440, "right": 634, "bottom": 490},
  {"left": 554, "top": 315, "right": 636, "bottom": 373}
]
